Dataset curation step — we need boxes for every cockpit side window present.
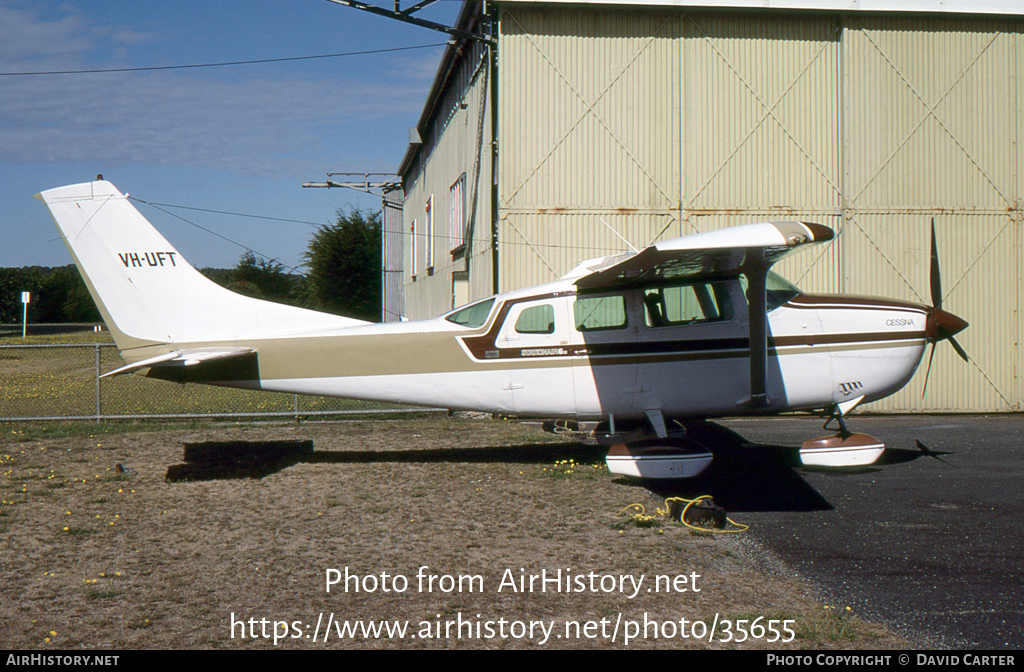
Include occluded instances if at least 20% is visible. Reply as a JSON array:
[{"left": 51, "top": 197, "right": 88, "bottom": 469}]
[
  {"left": 644, "top": 282, "right": 732, "bottom": 328},
  {"left": 445, "top": 298, "right": 495, "bottom": 328},
  {"left": 574, "top": 295, "right": 627, "bottom": 331}
]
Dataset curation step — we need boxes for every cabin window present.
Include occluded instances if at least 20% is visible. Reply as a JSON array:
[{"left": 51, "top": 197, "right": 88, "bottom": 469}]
[
  {"left": 515, "top": 304, "right": 555, "bottom": 334},
  {"left": 643, "top": 282, "right": 732, "bottom": 328},
  {"left": 574, "top": 295, "right": 627, "bottom": 331},
  {"left": 445, "top": 298, "right": 494, "bottom": 328}
]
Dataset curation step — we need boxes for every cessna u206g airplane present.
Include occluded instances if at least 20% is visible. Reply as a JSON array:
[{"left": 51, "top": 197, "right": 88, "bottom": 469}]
[{"left": 37, "top": 180, "right": 969, "bottom": 478}]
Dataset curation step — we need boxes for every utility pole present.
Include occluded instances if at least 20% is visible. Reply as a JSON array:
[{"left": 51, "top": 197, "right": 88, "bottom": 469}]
[{"left": 303, "top": 173, "right": 406, "bottom": 322}]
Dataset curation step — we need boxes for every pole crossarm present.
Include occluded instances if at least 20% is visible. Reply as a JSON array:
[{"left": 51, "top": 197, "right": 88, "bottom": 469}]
[
  {"left": 324, "top": 0, "right": 494, "bottom": 44},
  {"left": 302, "top": 172, "right": 402, "bottom": 195}
]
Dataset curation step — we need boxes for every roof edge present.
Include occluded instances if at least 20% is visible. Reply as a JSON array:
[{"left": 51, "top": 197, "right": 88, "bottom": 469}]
[
  {"left": 398, "top": 0, "right": 486, "bottom": 179},
  {"left": 492, "top": 0, "right": 1024, "bottom": 16}
]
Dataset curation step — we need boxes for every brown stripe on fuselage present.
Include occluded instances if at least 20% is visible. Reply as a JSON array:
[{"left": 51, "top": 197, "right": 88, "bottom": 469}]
[
  {"left": 460, "top": 291, "right": 573, "bottom": 360},
  {"left": 788, "top": 294, "right": 929, "bottom": 312}
]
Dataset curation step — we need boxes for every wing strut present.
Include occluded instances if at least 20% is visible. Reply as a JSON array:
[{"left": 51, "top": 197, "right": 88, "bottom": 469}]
[{"left": 745, "top": 250, "right": 769, "bottom": 409}]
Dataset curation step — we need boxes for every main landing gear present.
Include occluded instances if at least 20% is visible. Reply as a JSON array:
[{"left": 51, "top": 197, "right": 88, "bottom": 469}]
[
  {"left": 596, "top": 410, "right": 716, "bottom": 479},
  {"left": 586, "top": 399, "right": 886, "bottom": 479}
]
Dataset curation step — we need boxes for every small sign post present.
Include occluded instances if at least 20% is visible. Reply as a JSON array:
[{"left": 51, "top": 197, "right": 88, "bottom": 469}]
[{"left": 21, "top": 292, "right": 30, "bottom": 339}]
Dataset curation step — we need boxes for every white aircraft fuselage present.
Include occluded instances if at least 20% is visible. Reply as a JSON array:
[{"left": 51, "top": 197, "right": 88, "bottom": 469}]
[
  {"left": 203, "top": 279, "right": 935, "bottom": 422},
  {"left": 36, "top": 180, "right": 969, "bottom": 473}
]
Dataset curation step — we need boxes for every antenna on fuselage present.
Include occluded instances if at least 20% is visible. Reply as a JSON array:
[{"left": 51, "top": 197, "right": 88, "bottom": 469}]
[{"left": 597, "top": 217, "right": 639, "bottom": 254}]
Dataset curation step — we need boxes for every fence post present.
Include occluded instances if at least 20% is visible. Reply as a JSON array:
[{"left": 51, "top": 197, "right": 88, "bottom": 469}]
[{"left": 95, "top": 344, "right": 101, "bottom": 422}]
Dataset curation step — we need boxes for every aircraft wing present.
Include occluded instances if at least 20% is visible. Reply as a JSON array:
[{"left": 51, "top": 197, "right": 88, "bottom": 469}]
[
  {"left": 574, "top": 221, "right": 833, "bottom": 291},
  {"left": 100, "top": 347, "right": 256, "bottom": 378}
]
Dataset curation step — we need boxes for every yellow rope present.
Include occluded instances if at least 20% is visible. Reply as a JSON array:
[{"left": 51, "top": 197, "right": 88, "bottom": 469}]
[{"left": 619, "top": 496, "right": 748, "bottom": 534}]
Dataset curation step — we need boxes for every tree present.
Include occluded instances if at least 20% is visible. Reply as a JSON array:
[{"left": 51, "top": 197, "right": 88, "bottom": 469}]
[
  {"left": 38, "top": 266, "right": 101, "bottom": 322},
  {"left": 0, "top": 266, "right": 100, "bottom": 324},
  {"left": 225, "top": 251, "right": 300, "bottom": 303},
  {"left": 302, "top": 208, "right": 382, "bottom": 321}
]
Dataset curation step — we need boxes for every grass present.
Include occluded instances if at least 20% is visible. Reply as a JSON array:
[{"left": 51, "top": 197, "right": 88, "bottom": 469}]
[
  {"left": 1, "top": 333, "right": 428, "bottom": 421},
  {"left": 0, "top": 416, "right": 916, "bottom": 650}
]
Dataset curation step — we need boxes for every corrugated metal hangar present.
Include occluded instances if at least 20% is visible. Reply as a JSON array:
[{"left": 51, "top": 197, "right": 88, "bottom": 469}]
[{"left": 394, "top": 0, "right": 1024, "bottom": 412}]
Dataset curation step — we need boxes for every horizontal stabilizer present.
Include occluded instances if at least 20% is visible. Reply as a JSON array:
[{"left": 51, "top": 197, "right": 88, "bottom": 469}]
[{"left": 100, "top": 347, "right": 255, "bottom": 378}]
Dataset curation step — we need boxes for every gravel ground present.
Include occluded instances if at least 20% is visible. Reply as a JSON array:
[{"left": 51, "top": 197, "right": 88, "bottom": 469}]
[{"left": 0, "top": 416, "right": 915, "bottom": 649}]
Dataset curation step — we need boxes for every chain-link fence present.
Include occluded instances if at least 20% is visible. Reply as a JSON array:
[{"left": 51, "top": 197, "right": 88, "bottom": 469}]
[{"left": 0, "top": 341, "right": 435, "bottom": 421}]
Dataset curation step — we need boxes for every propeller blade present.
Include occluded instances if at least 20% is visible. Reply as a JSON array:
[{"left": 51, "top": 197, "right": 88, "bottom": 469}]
[
  {"left": 949, "top": 335, "right": 970, "bottom": 363},
  {"left": 921, "top": 342, "right": 937, "bottom": 398},
  {"left": 929, "top": 218, "right": 942, "bottom": 310}
]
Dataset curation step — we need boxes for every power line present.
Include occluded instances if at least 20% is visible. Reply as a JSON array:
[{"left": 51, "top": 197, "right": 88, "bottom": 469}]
[
  {"left": 129, "top": 197, "right": 303, "bottom": 274},
  {"left": 0, "top": 43, "right": 447, "bottom": 77},
  {"left": 137, "top": 201, "right": 327, "bottom": 228},
  {"left": 134, "top": 195, "right": 646, "bottom": 257}
]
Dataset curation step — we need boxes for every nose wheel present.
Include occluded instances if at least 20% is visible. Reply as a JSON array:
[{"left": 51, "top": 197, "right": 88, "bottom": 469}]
[{"left": 800, "top": 398, "right": 885, "bottom": 467}]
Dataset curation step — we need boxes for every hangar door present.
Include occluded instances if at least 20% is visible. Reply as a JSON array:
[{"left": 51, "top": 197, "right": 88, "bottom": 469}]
[{"left": 678, "top": 12, "right": 1019, "bottom": 412}]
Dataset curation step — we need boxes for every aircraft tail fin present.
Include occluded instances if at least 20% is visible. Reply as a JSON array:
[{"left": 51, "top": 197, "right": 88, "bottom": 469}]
[{"left": 36, "top": 180, "right": 369, "bottom": 351}]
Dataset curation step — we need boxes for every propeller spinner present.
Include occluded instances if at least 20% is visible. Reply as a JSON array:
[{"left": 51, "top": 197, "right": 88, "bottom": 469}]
[{"left": 922, "top": 219, "right": 970, "bottom": 397}]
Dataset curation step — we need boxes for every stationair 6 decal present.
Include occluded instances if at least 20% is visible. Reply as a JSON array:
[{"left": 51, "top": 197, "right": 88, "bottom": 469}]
[{"left": 118, "top": 252, "right": 178, "bottom": 268}]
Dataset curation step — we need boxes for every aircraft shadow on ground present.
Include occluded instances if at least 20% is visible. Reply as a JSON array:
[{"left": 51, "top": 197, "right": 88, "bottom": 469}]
[{"left": 162, "top": 427, "right": 948, "bottom": 513}]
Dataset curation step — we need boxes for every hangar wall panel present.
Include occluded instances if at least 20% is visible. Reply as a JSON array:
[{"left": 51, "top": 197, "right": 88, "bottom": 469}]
[
  {"left": 382, "top": 187, "right": 405, "bottom": 323},
  {"left": 842, "top": 215, "right": 1018, "bottom": 412},
  {"left": 498, "top": 212, "right": 679, "bottom": 289},
  {"left": 682, "top": 13, "right": 842, "bottom": 212},
  {"left": 499, "top": 5, "right": 684, "bottom": 291},
  {"left": 843, "top": 16, "right": 1017, "bottom": 210}
]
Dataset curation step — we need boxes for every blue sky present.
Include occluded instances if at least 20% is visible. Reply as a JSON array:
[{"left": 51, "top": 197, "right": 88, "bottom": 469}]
[{"left": 0, "top": 0, "right": 460, "bottom": 271}]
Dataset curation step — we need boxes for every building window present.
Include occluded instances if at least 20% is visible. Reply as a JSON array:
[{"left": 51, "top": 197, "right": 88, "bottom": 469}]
[
  {"left": 449, "top": 174, "right": 466, "bottom": 253},
  {"left": 410, "top": 218, "right": 418, "bottom": 277},
  {"left": 425, "top": 196, "right": 434, "bottom": 270}
]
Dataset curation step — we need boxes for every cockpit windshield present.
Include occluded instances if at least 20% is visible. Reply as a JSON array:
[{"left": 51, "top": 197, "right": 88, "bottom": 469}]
[
  {"left": 444, "top": 298, "right": 495, "bottom": 328},
  {"left": 739, "top": 271, "right": 801, "bottom": 312}
]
